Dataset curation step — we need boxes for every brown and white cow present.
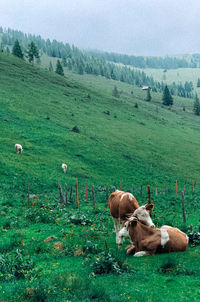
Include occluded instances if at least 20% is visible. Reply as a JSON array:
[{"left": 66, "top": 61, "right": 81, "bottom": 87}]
[
  {"left": 108, "top": 190, "right": 154, "bottom": 246},
  {"left": 118, "top": 218, "right": 188, "bottom": 256}
]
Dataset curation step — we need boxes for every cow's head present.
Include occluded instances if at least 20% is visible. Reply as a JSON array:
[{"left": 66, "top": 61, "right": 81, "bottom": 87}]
[
  {"left": 118, "top": 219, "right": 133, "bottom": 247},
  {"left": 132, "top": 204, "right": 155, "bottom": 228}
]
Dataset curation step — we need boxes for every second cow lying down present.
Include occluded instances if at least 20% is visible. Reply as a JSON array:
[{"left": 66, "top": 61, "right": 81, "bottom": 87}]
[{"left": 118, "top": 217, "right": 188, "bottom": 256}]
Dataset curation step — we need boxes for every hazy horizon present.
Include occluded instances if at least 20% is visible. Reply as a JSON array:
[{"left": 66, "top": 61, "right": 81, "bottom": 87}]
[{"left": 1, "top": 0, "right": 200, "bottom": 56}]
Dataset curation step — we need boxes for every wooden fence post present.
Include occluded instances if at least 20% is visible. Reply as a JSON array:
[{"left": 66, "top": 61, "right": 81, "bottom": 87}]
[
  {"left": 147, "top": 185, "right": 151, "bottom": 204},
  {"left": 69, "top": 186, "right": 73, "bottom": 204},
  {"left": 155, "top": 185, "right": 157, "bottom": 196},
  {"left": 131, "top": 184, "right": 134, "bottom": 195},
  {"left": 92, "top": 185, "right": 95, "bottom": 209},
  {"left": 181, "top": 191, "right": 186, "bottom": 223},
  {"left": 192, "top": 181, "right": 194, "bottom": 193},
  {"left": 27, "top": 179, "right": 30, "bottom": 204},
  {"left": 106, "top": 185, "right": 109, "bottom": 201},
  {"left": 120, "top": 182, "right": 122, "bottom": 190},
  {"left": 64, "top": 184, "right": 67, "bottom": 205},
  {"left": 183, "top": 183, "right": 185, "bottom": 195},
  {"left": 76, "top": 179, "right": 79, "bottom": 208},
  {"left": 165, "top": 184, "right": 167, "bottom": 195},
  {"left": 57, "top": 180, "right": 64, "bottom": 203},
  {"left": 140, "top": 184, "right": 143, "bottom": 196},
  {"left": 86, "top": 182, "right": 88, "bottom": 203}
]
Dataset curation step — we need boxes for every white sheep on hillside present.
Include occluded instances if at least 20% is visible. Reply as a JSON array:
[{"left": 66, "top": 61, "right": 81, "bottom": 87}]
[
  {"left": 15, "top": 144, "right": 23, "bottom": 154},
  {"left": 62, "top": 163, "right": 67, "bottom": 173}
]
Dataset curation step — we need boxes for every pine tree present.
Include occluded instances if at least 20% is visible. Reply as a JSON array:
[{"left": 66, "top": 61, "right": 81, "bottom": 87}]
[
  {"left": 146, "top": 88, "right": 152, "bottom": 102},
  {"left": 27, "top": 41, "right": 39, "bottom": 64},
  {"left": 193, "top": 95, "right": 200, "bottom": 116},
  {"left": 12, "top": 40, "right": 23, "bottom": 59},
  {"left": 112, "top": 85, "right": 120, "bottom": 98},
  {"left": 55, "top": 60, "right": 64, "bottom": 76},
  {"left": 162, "top": 85, "right": 173, "bottom": 106}
]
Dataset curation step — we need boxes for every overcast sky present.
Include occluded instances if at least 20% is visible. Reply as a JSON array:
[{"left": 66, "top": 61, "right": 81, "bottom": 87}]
[{"left": 1, "top": 0, "right": 200, "bottom": 56}]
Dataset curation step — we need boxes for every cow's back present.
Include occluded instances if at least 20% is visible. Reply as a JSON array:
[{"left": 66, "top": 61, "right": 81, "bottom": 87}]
[
  {"left": 161, "top": 226, "right": 188, "bottom": 252},
  {"left": 108, "top": 190, "right": 139, "bottom": 221}
]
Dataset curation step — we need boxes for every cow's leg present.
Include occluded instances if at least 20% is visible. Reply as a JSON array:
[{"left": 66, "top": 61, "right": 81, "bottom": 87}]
[
  {"left": 126, "top": 245, "right": 136, "bottom": 255},
  {"left": 112, "top": 218, "right": 121, "bottom": 245},
  {"left": 134, "top": 251, "right": 148, "bottom": 257}
]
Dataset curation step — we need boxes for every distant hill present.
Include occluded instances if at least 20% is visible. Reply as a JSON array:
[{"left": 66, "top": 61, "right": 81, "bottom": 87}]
[
  {"left": 0, "top": 27, "right": 196, "bottom": 98},
  {"left": 1, "top": 52, "right": 200, "bottom": 203}
]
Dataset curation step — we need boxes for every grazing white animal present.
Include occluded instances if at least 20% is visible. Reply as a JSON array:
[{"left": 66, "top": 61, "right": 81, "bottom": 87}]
[
  {"left": 62, "top": 163, "right": 67, "bottom": 173},
  {"left": 15, "top": 144, "right": 23, "bottom": 154}
]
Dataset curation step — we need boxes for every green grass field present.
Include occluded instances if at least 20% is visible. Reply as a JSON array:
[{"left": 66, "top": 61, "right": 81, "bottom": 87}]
[{"left": 0, "top": 52, "right": 200, "bottom": 301}]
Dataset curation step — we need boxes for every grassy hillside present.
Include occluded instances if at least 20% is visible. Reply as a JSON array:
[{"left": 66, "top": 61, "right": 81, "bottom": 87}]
[
  {"left": 0, "top": 53, "right": 200, "bottom": 302},
  {"left": 1, "top": 52, "right": 200, "bottom": 203}
]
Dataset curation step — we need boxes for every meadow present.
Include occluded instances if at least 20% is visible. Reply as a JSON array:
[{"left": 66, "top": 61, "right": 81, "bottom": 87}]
[{"left": 0, "top": 52, "right": 200, "bottom": 301}]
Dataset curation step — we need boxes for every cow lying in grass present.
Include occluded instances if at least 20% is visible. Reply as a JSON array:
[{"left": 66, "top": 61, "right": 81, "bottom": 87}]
[
  {"left": 118, "top": 218, "right": 188, "bottom": 256},
  {"left": 108, "top": 190, "right": 154, "bottom": 246}
]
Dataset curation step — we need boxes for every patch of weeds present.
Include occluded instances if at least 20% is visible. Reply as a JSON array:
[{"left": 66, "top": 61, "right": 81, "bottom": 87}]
[
  {"left": 85, "top": 250, "right": 134, "bottom": 275},
  {"left": 24, "top": 206, "right": 56, "bottom": 224},
  {"left": 83, "top": 240, "right": 103, "bottom": 255},
  {"left": 158, "top": 258, "right": 194, "bottom": 276},
  {"left": 0, "top": 249, "right": 35, "bottom": 281},
  {"left": 69, "top": 211, "right": 93, "bottom": 225},
  {"left": 187, "top": 228, "right": 200, "bottom": 246}
]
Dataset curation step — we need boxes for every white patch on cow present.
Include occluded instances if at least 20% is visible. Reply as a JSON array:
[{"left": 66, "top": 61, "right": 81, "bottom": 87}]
[
  {"left": 112, "top": 218, "right": 121, "bottom": 244},
  {"left": 186, "top": 235, "right": 189, "bottom": 244},
  {"left": 161, "top": 229, "right": 169, "bottom": 247},
  {"left": 120, "top": 193, "right": 126, "bottom": 201},
  {"left": 127, "top": 193, "right": 133, "bottom": 200},
  {"left": 161, "top": 225, "right": 172, "bottom": 229},
  {"left": 118, "top": 225, "right": 130, "bottom": 245},
  {"left": 134, "top": 251, "right": 147, "bottom": 257}
]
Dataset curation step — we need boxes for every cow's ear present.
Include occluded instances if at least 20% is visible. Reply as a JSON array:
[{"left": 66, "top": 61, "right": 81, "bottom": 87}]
[
  {"left": 145, "top": 204, "right": 154, "bottom": 211},
  {"left": 130, "top": 217, "right": 137, "bottom": 227}
]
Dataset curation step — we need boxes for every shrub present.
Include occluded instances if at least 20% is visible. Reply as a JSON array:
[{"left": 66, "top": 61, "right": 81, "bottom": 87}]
[
  {"left": 187, "top": 229, "right": 200, "bottom": 246},
  {"left": 158, "top": 258, "right": 194, "bottom": 276},
  {"left": 85, "top": 251, "right": 134, "bottom": 275},
  {"left": 72, "top": 125, "right": 80, "bottom": 133}
]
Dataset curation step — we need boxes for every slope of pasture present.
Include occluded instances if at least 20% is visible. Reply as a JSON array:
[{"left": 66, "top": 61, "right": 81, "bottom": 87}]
[
  {"left": 0, "top": 53, "right": 200, "bottom": 302},
  {"left": 1, "top": 52, "right": 200, "bottom": 203}
]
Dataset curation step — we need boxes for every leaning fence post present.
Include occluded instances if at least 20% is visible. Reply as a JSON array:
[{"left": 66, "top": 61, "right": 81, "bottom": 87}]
[
  {"left": 92, "top": 185, "right": 95, "bottom": 209},
  {"left": 64, "top": 184, "right": 67, "bottom": 205},
  {"left": 181, "top": 191, "right": 186, "bottom": 223},
  {"left": 192, "top": 181, "right": 194, "bottom": 193},
  {"left": 76, "top": 179, "right": 79, "bottom": 208},
  {"left": 183, "top": 183, "right": 185, "bottom": 195},
  {"left": 57, "top": 180, "right": 64, "bottom": 203}
]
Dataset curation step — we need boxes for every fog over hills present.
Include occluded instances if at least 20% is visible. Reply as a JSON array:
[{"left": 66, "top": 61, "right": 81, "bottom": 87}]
[{"left": 1, "top": 0, "right": 200, "bottom": 56}]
